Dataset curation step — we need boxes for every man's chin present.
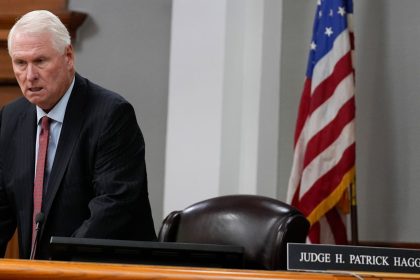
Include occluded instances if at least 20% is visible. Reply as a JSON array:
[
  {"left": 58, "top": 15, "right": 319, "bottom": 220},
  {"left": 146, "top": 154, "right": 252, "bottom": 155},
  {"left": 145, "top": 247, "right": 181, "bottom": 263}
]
[{"left": 25, "top": 95, "right": 46, "bottom": 107}]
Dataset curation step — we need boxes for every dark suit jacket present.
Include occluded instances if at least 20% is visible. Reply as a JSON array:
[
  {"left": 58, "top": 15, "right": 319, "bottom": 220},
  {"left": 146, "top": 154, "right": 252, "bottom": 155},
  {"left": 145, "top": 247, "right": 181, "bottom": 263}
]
[{"left": 0, "top": 73, "right": 156, "bottom": 259}]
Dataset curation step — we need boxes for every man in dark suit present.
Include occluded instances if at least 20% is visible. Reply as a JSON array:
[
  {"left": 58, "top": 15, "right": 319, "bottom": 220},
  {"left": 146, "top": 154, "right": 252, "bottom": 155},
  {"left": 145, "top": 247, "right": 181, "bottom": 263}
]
[{"left": 0, "top": 10, "right": 156, "bottom": 259}]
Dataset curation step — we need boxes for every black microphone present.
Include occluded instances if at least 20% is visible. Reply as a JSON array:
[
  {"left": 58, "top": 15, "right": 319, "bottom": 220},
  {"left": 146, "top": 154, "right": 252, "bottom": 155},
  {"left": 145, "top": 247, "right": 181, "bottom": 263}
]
[{"left": 30, "top": 212, "right": 45, "bottom": 260}]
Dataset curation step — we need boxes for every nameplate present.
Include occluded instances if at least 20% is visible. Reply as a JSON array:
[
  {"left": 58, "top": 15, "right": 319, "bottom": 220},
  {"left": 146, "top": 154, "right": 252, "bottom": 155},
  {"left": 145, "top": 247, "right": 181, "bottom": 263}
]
[{"left": 287, "top": 243, "right": 420, "bottom": 274}]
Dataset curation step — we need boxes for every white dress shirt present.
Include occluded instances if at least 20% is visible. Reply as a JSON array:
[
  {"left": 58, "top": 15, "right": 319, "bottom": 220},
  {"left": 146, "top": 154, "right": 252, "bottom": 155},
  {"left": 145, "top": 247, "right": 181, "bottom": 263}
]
[{"left": 35, "top": 77, "right": 75, "bottom": 190}]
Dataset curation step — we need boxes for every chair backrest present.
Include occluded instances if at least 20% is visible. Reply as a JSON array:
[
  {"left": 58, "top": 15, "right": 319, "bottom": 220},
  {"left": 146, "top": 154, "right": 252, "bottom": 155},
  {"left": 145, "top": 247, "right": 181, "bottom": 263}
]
[{"left": 158, "top": 194, "right": 309, "bottom": 270}]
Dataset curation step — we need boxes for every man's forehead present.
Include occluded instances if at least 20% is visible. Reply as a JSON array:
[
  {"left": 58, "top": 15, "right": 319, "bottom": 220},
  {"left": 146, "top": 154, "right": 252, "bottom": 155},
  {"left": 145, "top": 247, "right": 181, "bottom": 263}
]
[{"left": 11, "top": 33, "right": 56, "bottom": 57}]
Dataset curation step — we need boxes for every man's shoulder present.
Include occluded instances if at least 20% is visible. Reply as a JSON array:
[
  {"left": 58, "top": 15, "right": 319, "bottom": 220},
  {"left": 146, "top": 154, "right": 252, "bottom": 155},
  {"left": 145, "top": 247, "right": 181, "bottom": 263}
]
[
  {"left": 70, "top": 74, "right": 135, "bottom": 124},
  {"left": 74, "top": 73, "right": 130, "bottom": 108},
  {"left": 0, "top": 97, "right": 33, "bottom": 141},
  {"left": 1, "top": 97, "right": 32, "bottom": 118}
]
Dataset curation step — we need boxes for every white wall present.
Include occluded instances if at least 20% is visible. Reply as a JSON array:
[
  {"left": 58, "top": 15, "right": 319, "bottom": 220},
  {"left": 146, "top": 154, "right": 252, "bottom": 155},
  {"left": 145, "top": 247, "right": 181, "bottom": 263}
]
[
  {"left": 163, "top": 0, "right": 282, "bottom": 215},
  {"left": 164, "top": 0, "right": 226, "bottom": 213},
  {"left": 354, "top": 0, "right": 420, "bottom": 242}
]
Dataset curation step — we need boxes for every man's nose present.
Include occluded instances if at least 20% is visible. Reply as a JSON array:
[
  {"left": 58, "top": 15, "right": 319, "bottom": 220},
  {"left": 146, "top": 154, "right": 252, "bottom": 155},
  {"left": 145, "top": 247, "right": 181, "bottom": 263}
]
[{"left": 26, "top": 64, "right": 39, "bottom": 81}]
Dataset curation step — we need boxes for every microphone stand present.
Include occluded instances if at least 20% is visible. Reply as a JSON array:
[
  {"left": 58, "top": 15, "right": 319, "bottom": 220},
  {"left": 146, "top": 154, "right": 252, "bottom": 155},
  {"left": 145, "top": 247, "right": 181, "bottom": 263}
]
[{"left": 30, "top": 212, "right": 44, "bottom": 260}]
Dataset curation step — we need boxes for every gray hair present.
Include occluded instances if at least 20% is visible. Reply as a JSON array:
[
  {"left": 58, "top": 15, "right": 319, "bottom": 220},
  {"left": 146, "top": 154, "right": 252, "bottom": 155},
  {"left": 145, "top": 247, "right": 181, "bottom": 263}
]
[{"left": 8, "top": 10, "right": 71, "bottom": 55}]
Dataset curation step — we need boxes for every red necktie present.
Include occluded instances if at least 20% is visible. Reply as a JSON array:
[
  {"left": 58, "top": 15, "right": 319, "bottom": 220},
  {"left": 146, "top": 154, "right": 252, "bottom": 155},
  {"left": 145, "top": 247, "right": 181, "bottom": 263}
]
[{"left": 32, "top": 116, "right": 50, "bottom": 248}]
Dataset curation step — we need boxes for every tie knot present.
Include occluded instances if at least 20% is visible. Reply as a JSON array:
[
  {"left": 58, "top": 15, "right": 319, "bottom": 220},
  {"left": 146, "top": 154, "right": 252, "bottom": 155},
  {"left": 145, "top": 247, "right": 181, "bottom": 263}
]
[{"left": 40, "top": 116, "right": 50, "bottom": 131}]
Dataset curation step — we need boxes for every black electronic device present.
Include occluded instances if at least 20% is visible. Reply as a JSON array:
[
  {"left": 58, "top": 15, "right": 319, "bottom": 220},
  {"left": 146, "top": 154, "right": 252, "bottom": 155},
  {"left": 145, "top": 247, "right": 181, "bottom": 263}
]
[{"left": 49, "top": 236, "right": 244, "bottom": 268}]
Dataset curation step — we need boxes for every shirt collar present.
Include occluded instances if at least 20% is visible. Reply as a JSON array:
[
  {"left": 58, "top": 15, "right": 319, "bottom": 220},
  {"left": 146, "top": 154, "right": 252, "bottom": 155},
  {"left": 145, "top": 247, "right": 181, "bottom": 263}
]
[{"left": 36, "top": 76, "right": 75, "bottom": 124}]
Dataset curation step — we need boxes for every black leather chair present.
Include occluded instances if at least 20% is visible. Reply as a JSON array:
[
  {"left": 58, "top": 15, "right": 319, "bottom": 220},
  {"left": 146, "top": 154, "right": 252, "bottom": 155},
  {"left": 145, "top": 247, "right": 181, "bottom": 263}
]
[{"left": 158, "top": 194, "right": 309, "bottom": 270}]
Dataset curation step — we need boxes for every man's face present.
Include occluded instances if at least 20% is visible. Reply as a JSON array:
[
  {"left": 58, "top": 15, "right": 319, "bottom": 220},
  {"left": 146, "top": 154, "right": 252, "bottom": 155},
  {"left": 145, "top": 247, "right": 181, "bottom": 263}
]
[{"left": 10, "top": 32, "right": 74, "bottom": 111}]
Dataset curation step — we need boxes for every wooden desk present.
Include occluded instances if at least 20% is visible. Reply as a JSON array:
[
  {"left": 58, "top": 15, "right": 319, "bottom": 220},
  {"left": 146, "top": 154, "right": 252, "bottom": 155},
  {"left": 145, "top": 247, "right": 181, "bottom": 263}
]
[{"left": 0, "top": 259, "right": 419, "bottom": 280}]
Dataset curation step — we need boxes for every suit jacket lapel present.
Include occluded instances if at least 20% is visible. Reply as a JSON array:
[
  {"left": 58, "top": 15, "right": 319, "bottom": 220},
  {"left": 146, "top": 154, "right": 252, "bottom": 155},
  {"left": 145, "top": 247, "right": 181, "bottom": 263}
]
[
  {"left": 42, "top": 74, "right": 87, "bottom": 223},
  {"left": 15, "top": 105, "right": 37, "bottom": 257}
]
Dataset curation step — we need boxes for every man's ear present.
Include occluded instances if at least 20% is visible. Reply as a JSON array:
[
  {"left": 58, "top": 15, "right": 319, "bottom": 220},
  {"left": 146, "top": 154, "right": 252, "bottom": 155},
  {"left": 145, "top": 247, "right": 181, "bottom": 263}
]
[{"left": 65, "top": 44, "right": 75, "bottom": 68}]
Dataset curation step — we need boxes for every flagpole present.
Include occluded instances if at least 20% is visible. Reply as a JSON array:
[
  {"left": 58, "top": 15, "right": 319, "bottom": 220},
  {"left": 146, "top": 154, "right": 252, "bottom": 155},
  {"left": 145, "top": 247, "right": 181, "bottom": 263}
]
[{"left": 350, "top": 181, "right": 358, "bottom": 245}]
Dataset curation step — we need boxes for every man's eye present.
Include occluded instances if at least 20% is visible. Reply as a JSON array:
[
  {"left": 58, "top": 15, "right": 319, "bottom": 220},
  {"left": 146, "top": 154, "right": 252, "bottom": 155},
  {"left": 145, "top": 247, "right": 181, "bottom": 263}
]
[{"left": 14, "top": 60, "right": 26, "bottom": 66}]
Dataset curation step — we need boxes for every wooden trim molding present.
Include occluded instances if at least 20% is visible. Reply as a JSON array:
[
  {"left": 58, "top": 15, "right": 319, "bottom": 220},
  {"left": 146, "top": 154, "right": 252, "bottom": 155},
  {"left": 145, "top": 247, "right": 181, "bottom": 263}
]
[
  {"left": 0, "top": 11, "right": 87, "bottom": 39},
  {"left": 0, "top": 259, "right": 419, "bottom": 280}
]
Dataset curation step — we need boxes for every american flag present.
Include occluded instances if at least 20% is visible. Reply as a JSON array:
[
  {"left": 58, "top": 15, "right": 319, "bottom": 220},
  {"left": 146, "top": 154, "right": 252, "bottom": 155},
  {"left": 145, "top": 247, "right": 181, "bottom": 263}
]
[{"left": 287, "top": 0, "right": 355, "bottom": 244}]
